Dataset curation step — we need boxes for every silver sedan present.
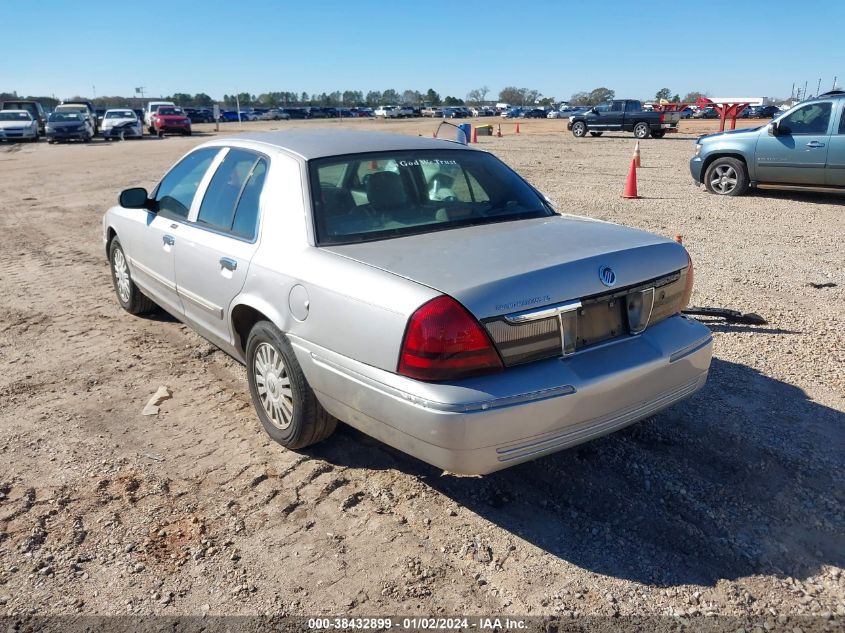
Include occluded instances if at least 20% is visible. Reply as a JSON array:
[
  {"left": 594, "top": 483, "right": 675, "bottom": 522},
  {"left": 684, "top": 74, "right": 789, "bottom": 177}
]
[{"left": 102, "top": 131, "right": 712, "bottom": 474}]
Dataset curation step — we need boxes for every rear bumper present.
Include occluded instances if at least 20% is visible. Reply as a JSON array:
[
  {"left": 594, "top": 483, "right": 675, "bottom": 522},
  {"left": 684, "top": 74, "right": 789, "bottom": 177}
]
[{"left": 292, "top": 315, "right": 713, "bottom": 475}]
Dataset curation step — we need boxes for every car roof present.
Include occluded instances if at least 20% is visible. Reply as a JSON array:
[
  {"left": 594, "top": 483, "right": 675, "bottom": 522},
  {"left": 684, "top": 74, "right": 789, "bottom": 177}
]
[{"left": 216, "top": 130, "right": 474, "bottom": 160}]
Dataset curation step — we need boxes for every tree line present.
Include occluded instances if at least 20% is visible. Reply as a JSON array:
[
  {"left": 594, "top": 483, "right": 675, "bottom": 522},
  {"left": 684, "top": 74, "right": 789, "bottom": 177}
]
[{"left": 1, "top": 87, "right": 713, "bottom": 111}]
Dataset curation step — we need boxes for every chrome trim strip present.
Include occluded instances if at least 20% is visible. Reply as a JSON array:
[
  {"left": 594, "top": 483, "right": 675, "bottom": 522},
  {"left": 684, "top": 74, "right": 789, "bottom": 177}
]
[
  {"left": 309, "top": 352, "right": 575, "bottom": 413},
  {"left": 178, "top": 287, "right": 224, "bottom": 319},
  {"left": 669, "top": 336, "right": 712, "bottom": 363},
  {"left": 503, "top": 299, "right": 582, "bottom": 324},
  {"left": 496, "top": 373, "right": 707, "bottom": 461},
  {"left": 129, "top": 257, "right": 176, "bottom": 292}
]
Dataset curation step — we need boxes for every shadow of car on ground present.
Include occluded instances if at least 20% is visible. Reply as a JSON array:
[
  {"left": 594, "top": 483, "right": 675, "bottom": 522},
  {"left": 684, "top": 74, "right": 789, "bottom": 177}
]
[{"left": 309, "top": 356, "right": 844, "bottom": 588}]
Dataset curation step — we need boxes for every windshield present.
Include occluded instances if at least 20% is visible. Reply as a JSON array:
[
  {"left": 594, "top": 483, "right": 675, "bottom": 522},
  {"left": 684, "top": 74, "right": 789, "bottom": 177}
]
[
  {"left": 49, "top": 112, "right": 83, "bottom": 122},
  {"left": 0, "top": 111, "right": 31, "bottom": 121},
  {"left": 157, "top": 107, "right": 182, "bottom": 115},
  {"left": 106, "top": 110, "right": 135, "bottom": 119},
  {"left": 309, "top": 149, "right": 553, "bottom": 245}
]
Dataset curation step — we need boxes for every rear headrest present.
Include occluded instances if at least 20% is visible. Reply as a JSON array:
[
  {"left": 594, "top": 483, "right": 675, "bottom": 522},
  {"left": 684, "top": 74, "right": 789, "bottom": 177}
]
[
  {"left": 366, "top": 171, "right": 408, "bottom": 212},
  {"left": 320, "top": 187, "right": 354, "bottom": 218}
]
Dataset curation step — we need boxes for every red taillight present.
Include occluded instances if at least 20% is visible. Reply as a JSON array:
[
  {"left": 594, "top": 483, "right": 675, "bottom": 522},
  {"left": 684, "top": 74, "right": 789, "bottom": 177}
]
[
  {"left": 680, "top": 252, "right": 694, "bottom": 310},
  {"left": 398, "top": 295, "right": 503, "bottom": 381},
  {"left": 659, "top": 112, "right": 666, "bottom": 123}
]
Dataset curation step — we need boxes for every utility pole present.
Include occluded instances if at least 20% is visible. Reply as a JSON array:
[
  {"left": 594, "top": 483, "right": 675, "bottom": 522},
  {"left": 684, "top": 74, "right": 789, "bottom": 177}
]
[
  {"left": 803, "top": 81, "right": 808, "bottom": 101},
  {"left": 834, "top": 76, "right": 839, "bottom": 91},
  {"left": 817, "top": 78, "right": 822, "bottom": 98}
]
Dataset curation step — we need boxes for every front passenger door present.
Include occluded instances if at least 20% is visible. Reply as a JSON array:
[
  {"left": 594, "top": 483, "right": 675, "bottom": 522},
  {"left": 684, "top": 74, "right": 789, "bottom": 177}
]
[
  {"left": 174, "top": 148, "right": 269, "bottom": 348},
  {"left": 754, "top": 101, "right": 833, "bottom": 184},
  {"left": 126, "top": 147, "right": 219, "bottom": 316}
]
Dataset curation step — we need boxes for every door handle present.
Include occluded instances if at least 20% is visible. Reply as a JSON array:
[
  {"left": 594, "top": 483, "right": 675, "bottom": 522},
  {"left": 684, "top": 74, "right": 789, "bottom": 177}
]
[
  {"left": 163, "top": 235, "right": 175, "bottom": 246},
  {"left": 219, "top": 257, "right": 237, "bottom": 271},
  {"left": 806, "top": 141, "right": 825, "bottom": 148}
]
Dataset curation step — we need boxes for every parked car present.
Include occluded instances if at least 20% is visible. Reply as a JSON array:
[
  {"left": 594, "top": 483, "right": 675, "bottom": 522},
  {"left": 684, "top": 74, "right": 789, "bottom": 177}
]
[
  {"left": 95, "top": 108, "right": 106, "bottom": 127},
  {"left": 693, "top": 107, "right": 719, "bottom": 119},
  {"left": 260, "top": 108, "right": 291, "bottom": 121},
  {"left": 219, "top": 110, "right": 241, "bottom": 122},
  {"left": 45, "top": 111, "right": 94, "bottom": 143},
  {"left": 0, "top": 100, "right": 46, "bottom": 136},
  {"left": 374, "top": 106, "right": 400, "bottom": 118},
  {"left": 144, "top": 100, "right": 176, "bottom": 132},
  {"left": 150, "top": 106, "right": 192, "bottom": 136},
  {"left": 691, "top": 91, "right": 845, "bottom": 196},
  {"left": 0, "top": 110, "right": 39, "bottom": 142},
  {"left": 678, "top": 107, "right": 694, "bottom": 119},
  {"left": 441, "top": 107, "right": 466, "bottom": 118},
  {"left": 185, "top": 108, "right": 215, "bottom": 123},
  {"left": 101, "top": 109, "right": 143, "bottom": 140},
  {"left": 521, "top": 108, "right": 547, "bottom": 119},
  {"left": 421, "top": 107, "right": 442, "bottom": 117},
  {"left": 285, "top": 108, "right": 308, "bottom": 119},
  {"left": 102, "top": 130, "right": 711, "bottom": 474},
  {"left": 501, "top": 108, "right": 522, "bottom": 118},
  {"left": 567, "top": 99, "right": 681, "bottom": 139},
  {"left": 56, "top": 101, "right": 99, "bottom": 135}
]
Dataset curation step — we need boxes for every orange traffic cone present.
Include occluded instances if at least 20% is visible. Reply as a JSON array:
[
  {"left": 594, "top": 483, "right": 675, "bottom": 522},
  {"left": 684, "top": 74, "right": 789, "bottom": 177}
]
[
  {"left": 633, "top": 141, "right": 642, "bottom": 168},
  {"left": 471, "top": 126, "right": 478, "bottom": 144},
  {"left": 675, "top": 234, "right": 683, "bottom": 244},
  {"left": 496, "top": 124, "right": 502, "bottom": 138},
  {"left": 432, "top": 130, "right": 437, "bottom": 138},
  {"left": 515, "top": 122, "right": 520, "bottom": 134},
  {"left": 622, "top": 158, "right": 640, "bottom": 199}
]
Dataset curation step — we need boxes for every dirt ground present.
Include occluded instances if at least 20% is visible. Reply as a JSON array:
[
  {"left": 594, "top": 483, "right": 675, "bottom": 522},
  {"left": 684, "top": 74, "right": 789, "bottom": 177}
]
[{"left": 0, "top": 116, "right": 842, "bottom": 622}]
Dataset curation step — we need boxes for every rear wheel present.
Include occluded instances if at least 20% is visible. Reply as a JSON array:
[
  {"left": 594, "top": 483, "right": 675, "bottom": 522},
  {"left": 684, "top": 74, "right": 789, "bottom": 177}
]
[
  {"left": 703, "top": 157, "right": 749, "bottom": 196},
  {"left": 571, "top": 121, "right": 587, "bottom": 138},
  {"left": 633, "top": 122, "right": 651, "bottom": 139},
  {"left": 651, "top": 130, "right": 666, "bottom": 138},
  {"left": 246, "top": 321, "right": 337, "bottom": 450}
]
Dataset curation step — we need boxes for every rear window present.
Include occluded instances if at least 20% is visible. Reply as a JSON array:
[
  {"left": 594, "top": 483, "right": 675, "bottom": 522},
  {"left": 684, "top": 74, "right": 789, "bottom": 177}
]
[{"left": 309, "top": 149, "right": 553, "bottom": 245}]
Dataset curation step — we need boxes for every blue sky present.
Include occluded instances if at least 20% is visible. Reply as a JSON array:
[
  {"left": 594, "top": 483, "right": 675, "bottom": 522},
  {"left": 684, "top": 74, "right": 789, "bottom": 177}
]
[{"left": 5, "top": 1, "right": 843, "bottom": 101}]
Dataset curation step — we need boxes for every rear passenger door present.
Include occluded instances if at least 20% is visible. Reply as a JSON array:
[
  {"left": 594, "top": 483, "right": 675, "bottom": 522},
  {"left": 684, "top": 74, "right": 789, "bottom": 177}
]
[
  {"left": 174, "top": 148, "right": 269, "bottom": 348},
  {"left": 825, "top": 102, "right": 845, "bottom": 187}
]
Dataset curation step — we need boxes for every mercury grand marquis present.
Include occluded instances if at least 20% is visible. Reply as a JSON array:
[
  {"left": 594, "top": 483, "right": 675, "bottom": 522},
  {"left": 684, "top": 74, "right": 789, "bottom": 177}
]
[{"left": 103, "top": 130, "right": 712, "bottom": 474}]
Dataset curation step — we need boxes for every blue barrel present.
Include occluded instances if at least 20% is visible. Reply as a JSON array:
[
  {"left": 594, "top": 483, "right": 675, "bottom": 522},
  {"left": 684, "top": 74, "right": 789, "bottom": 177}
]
[{"left": 457, "top": 123, "right": 471, "bottom": 145}]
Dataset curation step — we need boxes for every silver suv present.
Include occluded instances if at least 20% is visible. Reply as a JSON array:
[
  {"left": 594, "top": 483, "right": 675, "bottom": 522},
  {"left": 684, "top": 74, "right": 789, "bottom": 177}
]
[{"left": 690, "top": 91, "right": 845, "bottom": 195}]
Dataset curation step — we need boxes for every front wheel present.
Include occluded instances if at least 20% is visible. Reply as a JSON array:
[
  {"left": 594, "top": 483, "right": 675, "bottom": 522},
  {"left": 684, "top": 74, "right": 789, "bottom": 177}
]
[
  {"left": 109, "top": 238, "right": 156, "bottom": 314},
  {"left": 703, "top": 157, "right": 749, "bottom": 196},
  {"left": 246, "top": 321, "right": 337, "bottom": 450},
  {"left": 633, "top": 122, "right": 651, "bottom": 139},
  {"left": 571, "top": 121, "right": 587, "bottom": 137}
]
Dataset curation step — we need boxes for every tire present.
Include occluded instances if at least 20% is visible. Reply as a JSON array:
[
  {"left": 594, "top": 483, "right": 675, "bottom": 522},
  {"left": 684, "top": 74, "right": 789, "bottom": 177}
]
[
  {"left": 651, "top": 130, "right": 666, "bottom": 139},
  {"left": 183, "top": 129, "right": 192, "bottom": 136},
  {"left": 703, "top": 157, "right": 749, "bottom": 196},
  {"left": 246, "top": 321, "right": 337, "bottom": 450},
  {"left": 633, "top": 122, "right": 651, "bottom": 139},
  {"left": 571, "top": 121, "right": 587, "bottom": 138},
  {"left": 589, "top": 132, "right": 603, "bottom": 137},
  {"left": 109, "top": 238, "right": 156, "bottom": 314}
]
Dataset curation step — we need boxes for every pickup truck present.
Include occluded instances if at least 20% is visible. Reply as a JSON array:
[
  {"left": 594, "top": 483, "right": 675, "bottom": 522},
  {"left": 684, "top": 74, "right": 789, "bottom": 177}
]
[{"left": 567, "top": 99, "right": 680, "bottom": 139}]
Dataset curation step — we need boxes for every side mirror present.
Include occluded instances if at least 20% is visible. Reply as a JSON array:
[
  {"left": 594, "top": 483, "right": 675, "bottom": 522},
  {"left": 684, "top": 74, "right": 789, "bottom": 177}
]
[
  {"left": 767, "top": 122, "right": 779, "bottom": 136},
  {"left": 119, "top": 187, "right": 150, "bottom": 209}
]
